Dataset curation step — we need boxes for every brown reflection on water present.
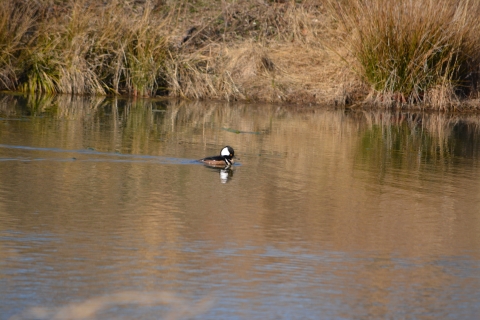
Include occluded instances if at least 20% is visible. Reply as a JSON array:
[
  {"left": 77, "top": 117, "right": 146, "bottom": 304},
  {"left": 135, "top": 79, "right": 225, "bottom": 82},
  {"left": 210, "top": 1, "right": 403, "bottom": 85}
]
[{"left": 1, "top": 94, "right": 480, "bottom": 318}]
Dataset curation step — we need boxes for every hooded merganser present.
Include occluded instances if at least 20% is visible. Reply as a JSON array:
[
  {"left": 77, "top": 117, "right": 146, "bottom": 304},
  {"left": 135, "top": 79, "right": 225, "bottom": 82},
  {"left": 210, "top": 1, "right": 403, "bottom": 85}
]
[{"left": 199, "top": 146, "right": 235, "bottom": 167}]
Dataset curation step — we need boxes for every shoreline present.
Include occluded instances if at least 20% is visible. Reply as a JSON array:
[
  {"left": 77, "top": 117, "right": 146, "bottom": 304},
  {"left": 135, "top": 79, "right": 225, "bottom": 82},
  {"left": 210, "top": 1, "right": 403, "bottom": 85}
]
[{"left": 1, "top": 1, "right": 480, "bottom": 112}]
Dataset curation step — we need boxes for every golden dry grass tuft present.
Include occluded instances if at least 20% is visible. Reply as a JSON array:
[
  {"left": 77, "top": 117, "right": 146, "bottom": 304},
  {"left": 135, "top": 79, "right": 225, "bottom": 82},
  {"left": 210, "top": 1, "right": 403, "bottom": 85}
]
[
  {"left": 0, "top": 1, "right": 37, "bottom": 90},
  {"left": 166, "top": 1, "right": 351, "bottom": 105},
  {"left": 327, "top": 0, "right": 480, "bottom": 108},
  {"left": 2, "top": 0, "right": 171, "bottom": 96}
]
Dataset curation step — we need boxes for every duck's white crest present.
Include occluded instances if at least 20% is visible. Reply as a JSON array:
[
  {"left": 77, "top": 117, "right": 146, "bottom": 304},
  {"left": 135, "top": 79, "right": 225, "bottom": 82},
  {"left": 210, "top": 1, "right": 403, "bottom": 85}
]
[{"left": 221, "top": 147, "right": 230, "bottom": 156}]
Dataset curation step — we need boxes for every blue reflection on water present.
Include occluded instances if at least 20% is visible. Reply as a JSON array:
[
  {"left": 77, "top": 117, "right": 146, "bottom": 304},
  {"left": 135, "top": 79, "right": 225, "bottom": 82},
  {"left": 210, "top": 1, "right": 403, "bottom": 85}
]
[{"left": 0, "top": 144, "right": 242, "bottom": 166}]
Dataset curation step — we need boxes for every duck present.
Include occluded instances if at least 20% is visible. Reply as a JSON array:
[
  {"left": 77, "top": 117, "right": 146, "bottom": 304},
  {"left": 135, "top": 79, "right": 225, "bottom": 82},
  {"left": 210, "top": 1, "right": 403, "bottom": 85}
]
[{"left": 199, "top": 146, "right": 235, "bottom": 167}]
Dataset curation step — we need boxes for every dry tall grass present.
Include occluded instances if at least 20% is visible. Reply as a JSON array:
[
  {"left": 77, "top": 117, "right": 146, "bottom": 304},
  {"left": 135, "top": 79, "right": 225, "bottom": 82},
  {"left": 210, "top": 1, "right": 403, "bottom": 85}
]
[
  {"left": 165, "top": 0, "right": 337, "bottom": 104},
  {"left": 0, "top": 0, "right": 343, "bottom": 104},
  {"left": 0, "top": 1, "right": 36, "bottom": 91},
  {"left": 328, "top": 0, "right": 480, "bottom": 108},
  {"left": 1, "top": 0, "right": 480, "bottom": 110},
  {"left": 1, "top": 0, "right": 171, "bottom": 96}
]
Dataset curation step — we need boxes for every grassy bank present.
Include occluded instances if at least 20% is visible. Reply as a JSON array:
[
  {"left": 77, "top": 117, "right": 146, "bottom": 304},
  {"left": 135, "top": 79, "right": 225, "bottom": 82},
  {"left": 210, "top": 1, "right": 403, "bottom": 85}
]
[{"left": 1, "top": 0, "right": 480, "bottom": 110}]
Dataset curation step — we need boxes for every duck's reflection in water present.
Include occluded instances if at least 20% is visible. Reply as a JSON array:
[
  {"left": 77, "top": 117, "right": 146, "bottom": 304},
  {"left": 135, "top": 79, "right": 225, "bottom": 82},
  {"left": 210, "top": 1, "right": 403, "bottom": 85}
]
[
  {"left": 204, "top": 165, "right": 234, "bottom": 183},
  {"left": 219, "top": 167, "right": 234, "bottom": 183}
]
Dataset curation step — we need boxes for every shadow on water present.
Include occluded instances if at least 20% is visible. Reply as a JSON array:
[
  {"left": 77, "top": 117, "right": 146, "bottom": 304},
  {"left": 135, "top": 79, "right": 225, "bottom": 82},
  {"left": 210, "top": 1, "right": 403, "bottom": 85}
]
[{"left": 2, "top": 93, "right": 480, "bottom": 319}]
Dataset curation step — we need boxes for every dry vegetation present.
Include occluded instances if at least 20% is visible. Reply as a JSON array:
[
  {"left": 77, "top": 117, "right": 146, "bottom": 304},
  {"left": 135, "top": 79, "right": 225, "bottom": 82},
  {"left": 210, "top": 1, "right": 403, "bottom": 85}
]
[
  {"left": 327, "top": 0, "right": 480, "bottom": 110},
  {"left": 1, "top": 0, "right": 480, "bottom": 110}
]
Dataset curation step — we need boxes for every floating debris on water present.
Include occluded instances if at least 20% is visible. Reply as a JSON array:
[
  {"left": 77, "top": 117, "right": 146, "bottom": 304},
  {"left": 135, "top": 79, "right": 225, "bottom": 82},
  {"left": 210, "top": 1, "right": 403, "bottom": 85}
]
[{"left": 222, "top": 127, "right": 261, "bottom": 134}]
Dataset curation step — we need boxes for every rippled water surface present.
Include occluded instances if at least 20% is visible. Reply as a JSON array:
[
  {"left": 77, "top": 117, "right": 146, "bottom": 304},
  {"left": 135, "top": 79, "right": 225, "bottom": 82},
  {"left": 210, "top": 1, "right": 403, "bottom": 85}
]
[{"left": 1, "top": 94, "right": 480, "bottom": 319}]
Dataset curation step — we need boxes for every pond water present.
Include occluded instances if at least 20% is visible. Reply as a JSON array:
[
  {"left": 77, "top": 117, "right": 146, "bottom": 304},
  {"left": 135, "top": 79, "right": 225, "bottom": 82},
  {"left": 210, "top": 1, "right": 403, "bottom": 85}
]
[{"left": 1, "top": 94, "right": 480, "bottom": 319}]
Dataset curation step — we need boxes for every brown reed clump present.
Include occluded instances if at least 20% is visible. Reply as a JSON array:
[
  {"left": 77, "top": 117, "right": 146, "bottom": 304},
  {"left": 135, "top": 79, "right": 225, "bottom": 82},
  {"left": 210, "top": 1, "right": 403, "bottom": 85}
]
[
  {"left": 327, "top": 0, "right": 480, "bottom": 109},
  {"left": 166, "top": 1, "right": 339, "bottom": 104},
  {"left": 0, "top": 0, "right": 36, "bottom": 91},
  {"left": 1, "top": 0, "right": 171, "bottom": 96}
]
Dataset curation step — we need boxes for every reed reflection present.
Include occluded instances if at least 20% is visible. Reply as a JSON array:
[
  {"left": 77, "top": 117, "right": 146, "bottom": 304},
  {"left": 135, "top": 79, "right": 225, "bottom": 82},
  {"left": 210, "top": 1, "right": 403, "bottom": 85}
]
[{"left": 353, "top": 110, "right": 480, "bottom": 186}]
